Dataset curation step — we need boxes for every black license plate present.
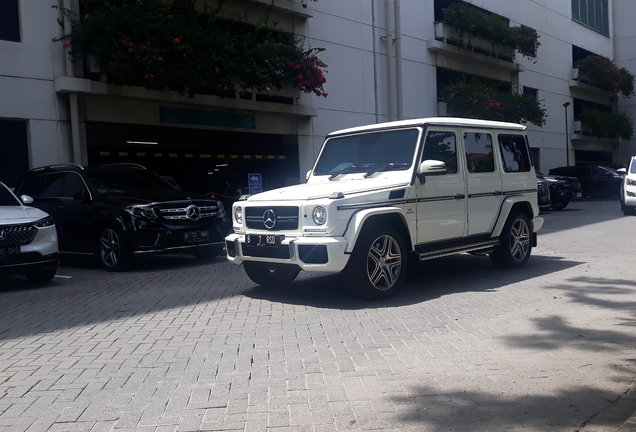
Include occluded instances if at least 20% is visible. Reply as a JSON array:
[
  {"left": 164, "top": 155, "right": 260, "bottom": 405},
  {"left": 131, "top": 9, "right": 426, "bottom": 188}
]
[
  {"left": 0, "top": 246, "right": 20, "bottom": 259},
  {"left": 184, "top": 230, "right": 209, "bottom": 243},
  {"left": 246, "top": 234, "right": 283, "bottom": 247}
]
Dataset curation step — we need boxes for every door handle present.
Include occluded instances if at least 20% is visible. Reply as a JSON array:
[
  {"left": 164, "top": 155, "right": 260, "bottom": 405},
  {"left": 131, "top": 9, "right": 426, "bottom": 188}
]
[
  {"left": 494, "top": 191, "right": 503, "bottom": 196},
  {"left": 454, "top": 194, "right": 465, "bottom": 200}
]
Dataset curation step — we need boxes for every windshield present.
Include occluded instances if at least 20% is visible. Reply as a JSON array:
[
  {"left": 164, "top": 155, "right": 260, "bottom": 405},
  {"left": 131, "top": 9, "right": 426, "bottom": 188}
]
[
  {"left": 313, "top": 128, "right": 420, "bottom": 176},
  {"left": 0, "top": 183, "right": 20, "bottom": 206},
  {"left": 630, "top": 159, "right": 636, "bottom": 174},
  {"left": 86, "top": 168, "right": 177, "bottom": 195},
  {"left": 599, "top": 166, "right": 621, "bottom": 176}
]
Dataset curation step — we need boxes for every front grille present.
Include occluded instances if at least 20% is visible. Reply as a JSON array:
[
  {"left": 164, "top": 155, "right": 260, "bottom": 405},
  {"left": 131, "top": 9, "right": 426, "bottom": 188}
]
[
  {"left": 242, "top": 244, "right": 291, "bottom": 259},
  {"left": 0, "top": 224, "right": 37, "bottom": 246},
  {"left": 158, "top": 202, "right": 218, "bottom": 220},
  {"left": 245, "top": 206, "right": 299, "bottom": 231},
  {"left": 537, "top": 181, "right": 550, "bottom": 205}
]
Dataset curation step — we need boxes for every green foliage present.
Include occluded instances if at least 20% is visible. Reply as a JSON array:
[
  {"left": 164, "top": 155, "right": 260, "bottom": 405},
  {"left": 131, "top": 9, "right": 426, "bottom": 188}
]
[
  {"left": 574, "top": 56, "right": 635, "bottom": 97},
  {"left": 440, "top": 79, "right": 546, "bottom": 127},
  {"left": 580, "top": 109, "right": 633, "bottom": 139},
  {"left": 53, "top": 0, "right": 327, "bottom": 98},
  {"left": 441, "top": 3, "right": 540, "bottom": 58}
]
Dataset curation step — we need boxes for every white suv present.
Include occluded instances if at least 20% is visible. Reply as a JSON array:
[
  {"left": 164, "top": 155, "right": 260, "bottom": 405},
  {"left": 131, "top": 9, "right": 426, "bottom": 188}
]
[
  {"left": 619, "top": 156, "right": 636, "bottom": 215},
  {"left": 225, "top": 117, "right": 544, "bottom": 299},
  {"left": 0, "top": 182, "right": 59, "bottom": 282}
]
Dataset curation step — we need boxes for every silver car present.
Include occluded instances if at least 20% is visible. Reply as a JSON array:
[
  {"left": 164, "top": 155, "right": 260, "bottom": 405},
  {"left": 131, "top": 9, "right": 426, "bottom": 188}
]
[{"left": 0, "top": 181, "right": 59, "bottom": 282}]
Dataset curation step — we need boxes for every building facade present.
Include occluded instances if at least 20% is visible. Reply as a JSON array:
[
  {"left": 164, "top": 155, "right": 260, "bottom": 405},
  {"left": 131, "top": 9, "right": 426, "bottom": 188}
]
[{"left": 1, "top": 0, "right": 635, "bottom": 191}]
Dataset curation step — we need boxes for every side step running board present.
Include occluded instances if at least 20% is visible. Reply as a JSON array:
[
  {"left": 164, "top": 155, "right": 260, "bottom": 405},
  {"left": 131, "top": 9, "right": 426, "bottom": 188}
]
[{"left": 416, "top": 239, "right": 500, "bottom": 261}]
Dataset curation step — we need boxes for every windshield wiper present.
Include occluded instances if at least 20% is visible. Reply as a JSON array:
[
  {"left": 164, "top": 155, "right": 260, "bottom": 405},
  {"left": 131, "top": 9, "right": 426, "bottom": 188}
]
[
  {"left": 363, "top": 163, "right": 410, "bottom": 178},
  {"left": 328, "top": 164, "right": 371, "bottom": 180}
]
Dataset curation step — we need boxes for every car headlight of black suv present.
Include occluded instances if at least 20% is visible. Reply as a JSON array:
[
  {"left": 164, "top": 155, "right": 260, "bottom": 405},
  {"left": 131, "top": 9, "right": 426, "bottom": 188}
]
[
  {"left": 125, "top": 204, "right": 159, "bottom": 220},
  {"left": 33, "top": 215, "right": 55, "bottom": 228}
]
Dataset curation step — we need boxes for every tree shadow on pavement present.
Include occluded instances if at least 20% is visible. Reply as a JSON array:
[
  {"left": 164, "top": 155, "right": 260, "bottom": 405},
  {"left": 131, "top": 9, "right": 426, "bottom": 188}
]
[{"left": 389, "top": 383, "right": 636, "bottom": 432}]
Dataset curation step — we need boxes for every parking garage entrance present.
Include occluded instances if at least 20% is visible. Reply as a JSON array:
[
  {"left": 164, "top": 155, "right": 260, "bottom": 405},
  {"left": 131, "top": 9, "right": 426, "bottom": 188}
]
[{"left": 85, "top": 122, "right": 300, "bottom": 200}]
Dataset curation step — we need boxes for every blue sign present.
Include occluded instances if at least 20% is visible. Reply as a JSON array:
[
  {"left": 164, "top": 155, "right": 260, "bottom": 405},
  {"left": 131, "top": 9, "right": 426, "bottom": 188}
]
[{"left": 248, "top": 173, "right": 262, "bottom": 195}]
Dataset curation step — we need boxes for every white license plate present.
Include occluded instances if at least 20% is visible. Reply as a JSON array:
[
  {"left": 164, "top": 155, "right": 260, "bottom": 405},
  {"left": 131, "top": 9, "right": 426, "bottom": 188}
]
[
  {"left": 246, "top": 234, "right": 282, "bottom": 247},
  {"left": 576, "top": 192, "right": 582, "bottom": 198},
  {"left": 184, "top": 231, "right": 209, "bottom": 243},
  {"left": 0, "top": 246, "right": 20, "bottom": 259}
]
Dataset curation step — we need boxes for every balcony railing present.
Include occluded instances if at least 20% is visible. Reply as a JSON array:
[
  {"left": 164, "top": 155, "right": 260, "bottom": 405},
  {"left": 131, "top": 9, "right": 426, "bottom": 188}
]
[{"left": 432, "top": 23, "right": 515, "bottom": 63}]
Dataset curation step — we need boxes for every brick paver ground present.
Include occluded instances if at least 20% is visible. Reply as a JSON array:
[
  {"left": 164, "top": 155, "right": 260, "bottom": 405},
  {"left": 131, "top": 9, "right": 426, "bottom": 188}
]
[{"left": 1, "top": 200, "right": 635, "bottom": 432}]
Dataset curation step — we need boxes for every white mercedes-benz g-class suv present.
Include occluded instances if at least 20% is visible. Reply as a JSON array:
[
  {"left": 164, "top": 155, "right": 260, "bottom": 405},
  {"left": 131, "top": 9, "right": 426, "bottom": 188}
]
[{"left": 225, "top": 117, "right": 544, "bottom": 299}]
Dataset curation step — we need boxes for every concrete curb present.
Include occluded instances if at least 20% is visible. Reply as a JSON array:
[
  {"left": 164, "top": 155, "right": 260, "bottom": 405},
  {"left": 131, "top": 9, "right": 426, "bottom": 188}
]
[{"left": 619, "top": 413, "right": 636, "bottom": 432}]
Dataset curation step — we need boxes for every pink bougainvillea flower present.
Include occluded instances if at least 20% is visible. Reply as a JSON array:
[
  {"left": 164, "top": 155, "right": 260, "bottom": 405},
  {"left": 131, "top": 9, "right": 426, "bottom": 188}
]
[
  {"left": 52, "top": 37, "right": 59, "bottom": 43},
  {"left": 63, "top": 42, "right": 71, "bottom": 49},
  {"left": 172, "top": 38, "right": 180, "bottom": 44}
]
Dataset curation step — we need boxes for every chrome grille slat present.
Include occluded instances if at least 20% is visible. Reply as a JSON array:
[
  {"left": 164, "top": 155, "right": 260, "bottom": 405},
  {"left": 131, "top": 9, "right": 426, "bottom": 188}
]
[{"left": 0, "top": 224, "right": 38, "bottom": 246}]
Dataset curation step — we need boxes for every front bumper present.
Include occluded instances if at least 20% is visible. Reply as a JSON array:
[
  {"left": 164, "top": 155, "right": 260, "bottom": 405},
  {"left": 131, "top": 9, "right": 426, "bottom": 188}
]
[
  {"left": 225, "top": 233, "right": 351, "bottom": 272},
  {"left": 624, "top": 184, "right": 636, "bottom": 206}
]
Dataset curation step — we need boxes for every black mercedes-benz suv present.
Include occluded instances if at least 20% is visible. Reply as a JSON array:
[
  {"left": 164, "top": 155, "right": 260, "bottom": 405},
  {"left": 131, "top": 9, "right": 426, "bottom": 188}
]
[{"left": 14, "top": 163, "right": 231, "bottom": 271}]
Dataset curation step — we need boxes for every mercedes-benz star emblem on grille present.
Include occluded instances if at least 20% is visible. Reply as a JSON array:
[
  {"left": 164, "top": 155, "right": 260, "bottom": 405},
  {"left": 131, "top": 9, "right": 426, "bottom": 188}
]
[
  {"left": 186, "top": 205, "right": 201, "bottom": 221},
  {"left": 263, "top": 209, "right": 277, "bottom": 229},
  {"left": 0, "top": 230, "right": 5, "bottom": 241}
]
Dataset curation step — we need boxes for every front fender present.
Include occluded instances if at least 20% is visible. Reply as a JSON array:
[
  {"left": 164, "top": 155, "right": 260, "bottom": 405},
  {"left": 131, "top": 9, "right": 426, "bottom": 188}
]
[{"left": 342, "top": 207, "right": 410, "bottom": 253}]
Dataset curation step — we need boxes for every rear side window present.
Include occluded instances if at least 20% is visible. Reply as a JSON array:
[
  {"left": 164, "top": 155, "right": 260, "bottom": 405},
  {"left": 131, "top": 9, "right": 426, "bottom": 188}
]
[
  {"left": 464, "top": 132, "right": 494, "bottom": 173},
  {"left": 498, "top": 134, "right": 531, "bottom": 172}
]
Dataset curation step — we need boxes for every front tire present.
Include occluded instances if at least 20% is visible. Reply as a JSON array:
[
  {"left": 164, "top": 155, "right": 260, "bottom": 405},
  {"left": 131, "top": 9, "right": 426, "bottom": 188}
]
[
  {"left": 345, "top": 225, "right": 407, "bottom": 300},
  {"left": 99, "top": 224, "right": 131, "bottom": 272},
  {"left": 550, "top": 200, "right": 569, "bottom": 211},
  {"left": 490, "top": 212, "right": 532, "bottom": 269},
  {"left": 243, "top": 262, "right": 300, "bottom": 287}
]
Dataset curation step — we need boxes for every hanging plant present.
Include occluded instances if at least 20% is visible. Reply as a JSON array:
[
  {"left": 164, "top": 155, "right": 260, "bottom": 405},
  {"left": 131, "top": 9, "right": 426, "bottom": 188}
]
[
  {"left": 53, "top": 0, "right": 327, "bottom": 98},
  {"left": 574, "top": 56, "right": 634, "bottom": 97},
  {"left": 441, "top": 3, "right": 540, "bottom": 59},
  {"left": 440, "top": 79, "right": 546, "bottom": 127},
  {"left": 580, "top": 109, "right": 633, "bottom": 139}
]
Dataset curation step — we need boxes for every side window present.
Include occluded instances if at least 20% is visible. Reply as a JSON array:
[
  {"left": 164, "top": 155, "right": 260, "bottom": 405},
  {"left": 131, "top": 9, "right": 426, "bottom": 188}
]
[
  {"left": 60, "top": 172, "right": 87, "bottom": 198},
  {"left": 17, "top": 175, "right": 46, "bottom": 197},
  {"left": 464, "top": 132, "right": 494, "bottom": 173},
  {"left": 41, "top": 173, "right": 65, "bottom": 198},
  {"left": 421, "top": 131, "right": 457, "bottom": 174},
  {"left": 498, "top": 134, "right": 531, "bottom": 173}
]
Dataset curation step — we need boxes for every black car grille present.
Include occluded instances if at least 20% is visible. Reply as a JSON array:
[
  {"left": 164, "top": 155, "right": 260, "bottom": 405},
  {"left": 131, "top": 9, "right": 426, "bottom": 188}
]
[
  {"left": 245, "top": 206, "right": 299, "bottom": 231},
  {"left": 537, "top": 181, "right": 550, "bottom": 205},
  {"left": 0, "top": 224, "right": 37, "bottom": 246},
  {"left": 158, "top": 202, "right": 218, "bottom": 221}
]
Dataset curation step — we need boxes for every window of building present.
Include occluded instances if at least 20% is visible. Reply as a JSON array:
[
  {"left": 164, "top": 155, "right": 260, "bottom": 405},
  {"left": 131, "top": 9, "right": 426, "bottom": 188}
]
[
  {"left": 572, "top": 0, "right": 609, "bottom": 36},
  {"left": 0, "top": 0, "right": 21, "bottom": 42},
  {"left": 0, "top": 120, "right": 29, "bottom": 186},
  {"left": 523, "top": 87, "right": 538, "bottom": 100}
]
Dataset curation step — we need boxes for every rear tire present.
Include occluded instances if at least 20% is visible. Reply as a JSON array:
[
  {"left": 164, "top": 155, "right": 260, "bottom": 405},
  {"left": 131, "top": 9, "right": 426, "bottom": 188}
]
[
  {"left": 98, "top": 224, "right": 132, "bottom": 272},
  {"left": 243, "top": 262, "right": 300, "bottom": 287},
  {"left": 345, "top": 224, "right": 407, "bottom": 300},
  {"left": 490, "top": 212, "right": 532, "bottom": 269}
]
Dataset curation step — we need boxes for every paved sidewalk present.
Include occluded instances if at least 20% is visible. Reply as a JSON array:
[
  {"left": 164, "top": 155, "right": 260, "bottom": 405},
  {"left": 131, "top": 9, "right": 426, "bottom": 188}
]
[{"left": 1, "top": 200, "right": 636, "bottom": 432}]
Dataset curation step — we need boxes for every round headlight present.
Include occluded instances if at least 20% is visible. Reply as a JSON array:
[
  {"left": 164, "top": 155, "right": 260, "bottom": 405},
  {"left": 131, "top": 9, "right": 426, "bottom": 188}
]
[
  {"left": 234, "top": 206, "right": 243, "bottom": 224},
  {"left": 312, "top": 206, "right": 326, "bottom": 225}
]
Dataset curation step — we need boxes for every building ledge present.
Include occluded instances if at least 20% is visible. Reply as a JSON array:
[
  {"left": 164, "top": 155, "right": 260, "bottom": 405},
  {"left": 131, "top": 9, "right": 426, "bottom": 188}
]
[
  {"left": 247, "top": 0, "right": 314, "bottom": 18},
  {"left": 428, "top": 23, "right": 523, "bottom": 72},
  {"left": 54, "top": 76, "right": 317, "bottom": 118}
]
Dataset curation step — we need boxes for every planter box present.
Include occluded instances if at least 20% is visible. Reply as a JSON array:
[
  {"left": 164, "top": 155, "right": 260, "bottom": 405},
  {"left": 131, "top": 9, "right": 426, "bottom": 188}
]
[
  {"left": 574, "top": 120, "right": 593, "bottom": 135},
  {"left": 434, "top": 22, "right": 515, "bottom": 62}
]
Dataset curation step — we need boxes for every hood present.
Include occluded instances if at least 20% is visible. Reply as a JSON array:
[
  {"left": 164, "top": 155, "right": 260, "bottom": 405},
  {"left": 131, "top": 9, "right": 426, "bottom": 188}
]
[
  {"left": 247, "top": 178, "right": 410, "bottom": 202},
  {"left": 100, "top": 189, "right": 213, "bottom": 205},
  {"left": 0, "top": 206, "right": 50, "bottom": 225}
]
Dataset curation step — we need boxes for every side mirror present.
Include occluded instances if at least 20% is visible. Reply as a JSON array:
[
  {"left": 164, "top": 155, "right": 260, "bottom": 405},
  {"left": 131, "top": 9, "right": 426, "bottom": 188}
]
[
  {"left": 617, "top": 168, "right": 626, "bottom": 174},
  {"left": 417, "top": 159, "right": 447, "bottom": 182},
  {"left": 20, "top": 195, "right": 34, "bottom": 205},
  {"left": 73, "top": 189, "right": 91, "bottom": 201}
]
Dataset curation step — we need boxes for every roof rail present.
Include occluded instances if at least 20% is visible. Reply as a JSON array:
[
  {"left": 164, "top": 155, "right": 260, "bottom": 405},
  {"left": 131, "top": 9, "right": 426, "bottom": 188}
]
[
  {"left": 32, "top": 163, "right": 84, "bottom": 172},
  {"left": 100, "top": 163, "right": 148, "bottom": 169}
]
